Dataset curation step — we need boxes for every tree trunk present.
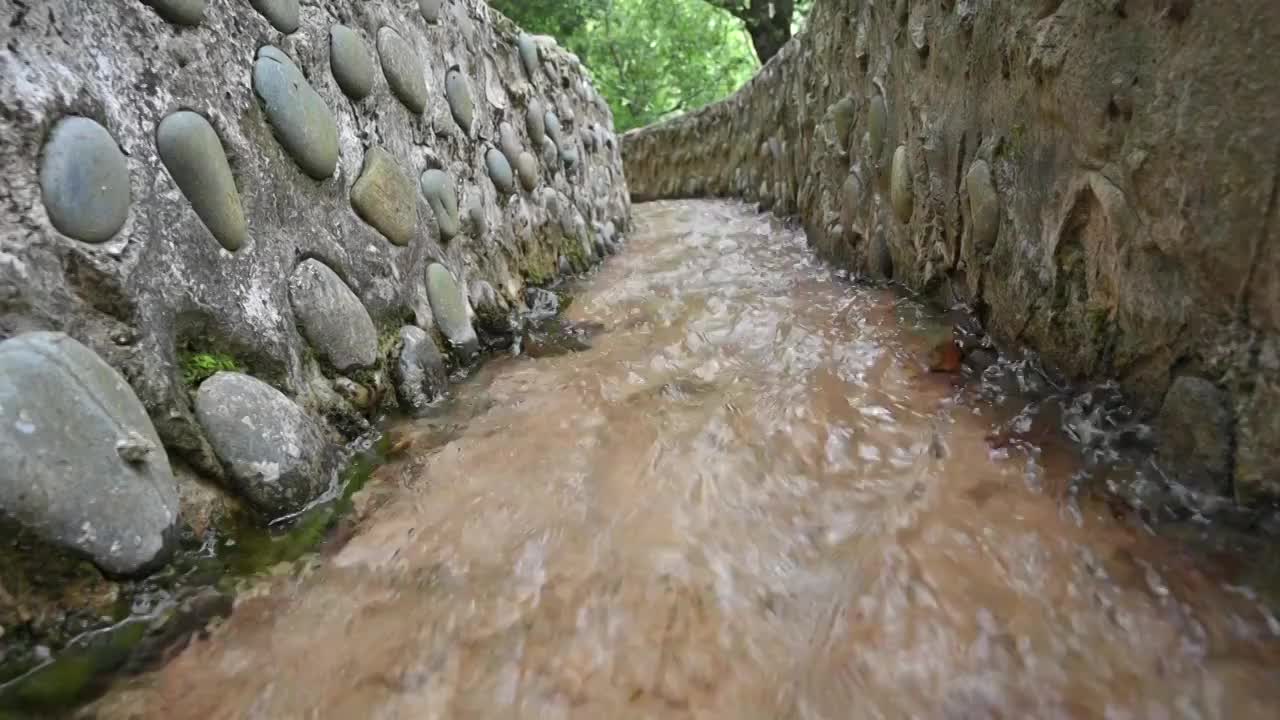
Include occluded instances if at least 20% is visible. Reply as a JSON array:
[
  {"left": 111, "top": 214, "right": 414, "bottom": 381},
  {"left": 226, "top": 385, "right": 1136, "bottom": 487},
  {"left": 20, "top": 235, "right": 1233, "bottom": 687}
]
[{"left": 706, "top": 0, "right": 794, "bottom": 65}]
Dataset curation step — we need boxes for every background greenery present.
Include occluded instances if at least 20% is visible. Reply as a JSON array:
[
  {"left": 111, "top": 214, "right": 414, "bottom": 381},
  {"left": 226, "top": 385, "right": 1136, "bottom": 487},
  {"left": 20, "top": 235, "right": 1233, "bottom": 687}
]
[{"left": 491, "top": 0, "right": 812, "bottom": 132}]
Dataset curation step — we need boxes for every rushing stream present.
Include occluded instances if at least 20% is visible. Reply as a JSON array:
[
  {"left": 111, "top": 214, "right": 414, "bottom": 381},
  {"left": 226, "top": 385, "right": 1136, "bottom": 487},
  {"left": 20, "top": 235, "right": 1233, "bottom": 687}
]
[{"left": 89, "top": 201, "right": 1280, "bottom": 718}]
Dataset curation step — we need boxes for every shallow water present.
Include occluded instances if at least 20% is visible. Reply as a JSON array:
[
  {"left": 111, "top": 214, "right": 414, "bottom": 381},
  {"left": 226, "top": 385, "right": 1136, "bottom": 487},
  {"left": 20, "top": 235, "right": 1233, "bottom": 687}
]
[{"left": 92, "top": 201, "right": 1280, "bottom": 718}]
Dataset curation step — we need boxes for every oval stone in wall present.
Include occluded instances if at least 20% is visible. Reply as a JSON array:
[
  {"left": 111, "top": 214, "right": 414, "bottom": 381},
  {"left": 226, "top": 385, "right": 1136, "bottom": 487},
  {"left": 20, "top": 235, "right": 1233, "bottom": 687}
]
[
  {"left": 486, "top": 148, "right": 516, "bottom": 195},
  {"left": 891, "top": 145, "right": 913, "bottom": 223},
  {"left": 289, "top": 259, "right": 378, "bottom": 372},
  {"left": 445, "top": 67, "right": 474, "bottom": 133},
  {"left": 964, "top": 159, "right": 1000, "bottom": 257},
  {"left": 518, "top": 33, "right": 540, "bottom": 78},
  {"left": 39, "top": 116, "right": 131, "bottom": 243},
  {"left": 252, "top": 45, "right": 339, "bottom": 180},
  {"left": 420, "top": 0, "right": 443, "bottom": 23},
  {"left": 249, "top": 0, "right": 299, "bottom": 33},
  {"left": 498, "top": 121, "right": 521, "bottom": 165},
  {"left": 195, "top": 372, "right": 333, "bottom": 515},
  {"left": 143, "top": 0, "right": 206, "bottom": 26},
  {"left": 330, "top": 24, "right": 375, "bottom": 101},
  {"left": 516, "top": 151, "right": 538, "bottom": 191},
  {"left": 526, "top": 99, "right": 546, "bottom": 145},
  {"left": 351, "top": 146, "right": 418, "bottom": 246},
  {"left": 425, "top": 262, "right": 479, "bottom": 361},
  {"left": 419, "top": 169, "right": 460, "bottom": 241},
  {"left": 378, "top": 27, "right": 428, "bottom": 115},
  {"left": 0, "top": 332, "right": 179, "bottom": 577},
  {"left": 156, "top": 110, "right": 248, "bottom": 252},
  {"left": 544, "top": 110, "right": 562, "bottom": 147}
]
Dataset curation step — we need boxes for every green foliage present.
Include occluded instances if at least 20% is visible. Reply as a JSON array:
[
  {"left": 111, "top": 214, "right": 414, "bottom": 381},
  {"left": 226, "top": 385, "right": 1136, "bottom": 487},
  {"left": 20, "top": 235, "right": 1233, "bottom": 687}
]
[
  {"left": 492, "top": 0, "right": 760, "bottom": 131},
  {"left": 180, "top": 351, "right": 241, "bottom": 386}
]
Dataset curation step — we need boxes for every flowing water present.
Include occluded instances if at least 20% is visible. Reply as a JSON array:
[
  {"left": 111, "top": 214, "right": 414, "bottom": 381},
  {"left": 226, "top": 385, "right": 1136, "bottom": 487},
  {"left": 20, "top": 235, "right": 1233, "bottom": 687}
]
[{"left": 91, "top": 201, "right": 1280, "bottom": 718}]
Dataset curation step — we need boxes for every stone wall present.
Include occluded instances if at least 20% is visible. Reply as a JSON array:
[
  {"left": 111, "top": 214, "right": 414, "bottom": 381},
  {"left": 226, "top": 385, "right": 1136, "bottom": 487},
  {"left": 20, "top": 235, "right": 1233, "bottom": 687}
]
[
  {"left": 624, "top": 0, "right": 1280, "bottom": 507},
  {"left": 0, "top": 0, "right": 629, "bottom": 574}
]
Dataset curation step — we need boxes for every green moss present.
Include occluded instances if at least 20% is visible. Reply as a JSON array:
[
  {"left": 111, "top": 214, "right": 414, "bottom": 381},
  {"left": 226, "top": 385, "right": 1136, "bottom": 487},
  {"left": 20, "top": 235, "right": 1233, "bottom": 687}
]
[{"left": 179, "top": 351, "right": 241, "bottom": 387}]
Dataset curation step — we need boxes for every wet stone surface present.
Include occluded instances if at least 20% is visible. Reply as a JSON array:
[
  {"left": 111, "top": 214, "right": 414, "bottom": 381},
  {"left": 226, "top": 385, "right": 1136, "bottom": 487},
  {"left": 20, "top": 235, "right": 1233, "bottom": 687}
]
[
  {"left": 252, "top": 46, "right": 339, "bottom": 180},
  {"left": 394, "top": 325, "right": 447, "bottom": 413},
  {"left": 350, "top": 146, "right": 418, "bottom": 247},
  {"left": 377, "top": 27, "right": 428, "bottom": 115},
  {"left": 39, "top": 117, "right": 130, "bottom": 243},
  {"left": 329, "top": 24, "right": 376, "bottom": 100},
  {"left": 424, "top": 262, "right": 478, "bottom": 360},
  {"left": 156, "top": 110, "right": 247, "bottom": 251}
]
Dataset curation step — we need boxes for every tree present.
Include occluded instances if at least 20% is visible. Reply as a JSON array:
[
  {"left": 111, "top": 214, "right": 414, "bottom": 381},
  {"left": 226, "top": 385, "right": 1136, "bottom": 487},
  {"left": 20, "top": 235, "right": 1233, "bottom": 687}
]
[{"left": 702, "top": 0, "right": 795, "bottom": 64}]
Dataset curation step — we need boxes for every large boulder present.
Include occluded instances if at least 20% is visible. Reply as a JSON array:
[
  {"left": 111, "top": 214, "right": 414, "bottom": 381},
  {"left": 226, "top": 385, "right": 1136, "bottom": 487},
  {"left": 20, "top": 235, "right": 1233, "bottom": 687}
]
[
  {"left": 0, "top": 332, "right": 179, "bottom": 576},
  {"left": 194, "top": 372, "right": 334, "bottom": 515}
]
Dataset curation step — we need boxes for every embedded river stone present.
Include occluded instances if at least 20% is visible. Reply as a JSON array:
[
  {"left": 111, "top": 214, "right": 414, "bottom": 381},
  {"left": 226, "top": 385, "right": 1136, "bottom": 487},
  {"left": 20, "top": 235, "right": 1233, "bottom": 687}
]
[
  {"left": 544, "top": 110, "right": 562, "bottom": 146},
  {"left": 498, "top": 121, "right": 521, "bottom": 164},
  {"left": 288, "top": 259, "right": 378, "bottom": 371},
  {"left": 144, "top": 0, "right": 206, "bottom": 25},
  {"left": 394, "top": 325, "right": 447, "bottom": 413},
  {"left": 195, "top": 372, "right": 333, "bottom": 515},
  {"left": 425, "top": 262, "right": 479, "bottom": 360},
  {"left": 540, "top": 136, "right": 558, "bottom": 170},
  {"left": 465, "top": 193, "right": 486, "bottom": 236},
  {"left": 351, "top": 146, "right": 418, "bottom": 247},
  {"left": 518, "top": 33, "right": 540, "bottom": 78},
  {"left": 516, "top": 151, "right": 538, "bottom": 191},
  {"left": 445, "top": 67, "right": 474, "bottom": 132},
  {"left": 965, "top": 159, "right": 999, "bottom": 257},
  {"left": 330, "top": 24, "right": 375, "bottom": 100},
  {"left": 249, "top": 0, "right": 299, "bottom": 33},
  {"left": 39, "top": 116, "right": 130, "bottom": 243},
  {"left": 560, "top": 143, "right": 580, "bottom": 171},
  {"left": 156, "top": 110, "right": 247, "bottom": 251},
  {"left": 253, "top": 45, "right": 339, "bottom": 180},
  {"left": 0, "top": 332, "right": 179, "bottom": 577},
  {"left": 486, "top": 147, "right": 516, "bottom": 194},
  {"left": 1156, "top": 376, "right": 1234, "bottom": 494},
  {"left": 420, "top": 0, "right": 443, "bottom": 23},
  {"left": 378, "top": 27, "right": 428, "bottom": 114},
  {"left": 867, "top": 92, "right": 888, "bottom": 157},
  {"left": 890, "top": 145, "right": 913, "bottom": 223},
  {"left": 527, "top": 99, "right": 546, "bottom": 145},
  {"left": 419, "top": 169, "right": 460, "bottom": 240},
  {"left": 840, "top": 171, "right": 862, "bottom": 232}
]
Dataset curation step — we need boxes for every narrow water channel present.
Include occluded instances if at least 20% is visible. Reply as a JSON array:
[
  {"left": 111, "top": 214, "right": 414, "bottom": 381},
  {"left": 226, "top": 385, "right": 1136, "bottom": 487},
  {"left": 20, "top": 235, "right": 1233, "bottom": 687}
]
[{"left": 92, "top": 201, "right": 1280, "bottom": 718}]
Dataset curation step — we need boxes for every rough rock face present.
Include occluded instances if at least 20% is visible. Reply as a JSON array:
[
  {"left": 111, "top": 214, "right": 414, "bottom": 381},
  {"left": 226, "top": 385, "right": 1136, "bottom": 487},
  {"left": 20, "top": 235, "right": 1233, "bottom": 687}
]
[
  {"left": 0, "top": 0, "right": 628, "bottom": 537},
  {"left": 0, "top": 333, "right": 179, "bottom": 577},
  {"left": 624, "top": 0, "right": 1280, "bottom": 507}
]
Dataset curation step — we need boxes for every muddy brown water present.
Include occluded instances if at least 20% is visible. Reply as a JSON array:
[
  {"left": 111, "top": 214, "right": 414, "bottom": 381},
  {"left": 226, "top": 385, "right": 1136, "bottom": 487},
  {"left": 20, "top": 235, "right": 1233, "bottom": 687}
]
[{"left": 90, "top": 201, "right": 1280, "bottom": 718}]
